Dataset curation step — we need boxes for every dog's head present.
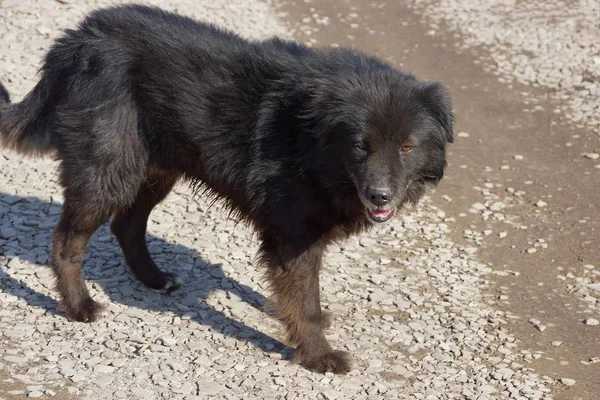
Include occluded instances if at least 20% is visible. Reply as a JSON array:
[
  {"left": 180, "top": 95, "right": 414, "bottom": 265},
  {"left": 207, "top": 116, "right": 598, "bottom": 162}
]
[{"left": 308, "top": 70, "right": 453, "bottom": 223}]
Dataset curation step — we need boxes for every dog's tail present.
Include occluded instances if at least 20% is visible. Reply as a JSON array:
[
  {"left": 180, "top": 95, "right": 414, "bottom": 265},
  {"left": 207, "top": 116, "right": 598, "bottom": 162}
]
[{"left": 0, "top": 78, "right": 56, "bottom": 157}]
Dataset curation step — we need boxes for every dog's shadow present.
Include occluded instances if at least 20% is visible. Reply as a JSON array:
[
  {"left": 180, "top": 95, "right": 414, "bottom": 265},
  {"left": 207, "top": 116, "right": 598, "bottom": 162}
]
[{"left": 0, "top": 191, "right": 292, "bottom": 359}]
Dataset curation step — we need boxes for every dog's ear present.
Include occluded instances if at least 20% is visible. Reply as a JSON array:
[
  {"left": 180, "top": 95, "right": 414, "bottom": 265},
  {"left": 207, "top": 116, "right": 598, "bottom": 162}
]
[{"left": 417, "top": 81, "right": 454, "bottom": 143}]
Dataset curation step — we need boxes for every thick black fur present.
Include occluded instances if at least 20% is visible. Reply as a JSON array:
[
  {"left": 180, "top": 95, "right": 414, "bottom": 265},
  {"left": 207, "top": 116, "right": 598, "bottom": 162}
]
[{"left": 0, "top": 5, "right": 453, "bottom": 373}]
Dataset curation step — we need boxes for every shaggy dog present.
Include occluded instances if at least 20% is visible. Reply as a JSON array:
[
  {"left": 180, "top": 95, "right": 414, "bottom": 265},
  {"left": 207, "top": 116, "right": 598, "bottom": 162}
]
[{"left": 0, "top": 5, "right": 453, "bottom": 373}]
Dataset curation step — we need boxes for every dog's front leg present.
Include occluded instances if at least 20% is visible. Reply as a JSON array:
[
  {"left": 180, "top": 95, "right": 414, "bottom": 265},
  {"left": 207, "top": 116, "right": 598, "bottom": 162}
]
[{"left": 260, "top": 235, "right": 351, "bottom": 374}]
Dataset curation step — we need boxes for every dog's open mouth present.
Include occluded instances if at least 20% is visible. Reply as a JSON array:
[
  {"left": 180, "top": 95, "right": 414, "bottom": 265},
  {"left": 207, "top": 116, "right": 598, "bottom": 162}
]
[{"left": 367, "top": 208, "right": 395, "bottom": 223}]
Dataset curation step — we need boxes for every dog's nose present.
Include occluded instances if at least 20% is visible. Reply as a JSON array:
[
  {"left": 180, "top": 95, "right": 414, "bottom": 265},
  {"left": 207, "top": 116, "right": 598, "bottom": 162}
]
[{"left": 367, "top": 187, "right": 390, "bottom": 207}]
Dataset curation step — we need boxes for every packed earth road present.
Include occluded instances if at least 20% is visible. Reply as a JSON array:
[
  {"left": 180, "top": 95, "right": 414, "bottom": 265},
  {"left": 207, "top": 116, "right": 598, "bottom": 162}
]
[{"left": 0, "top": 0, "right": 598, "bottom": 399}]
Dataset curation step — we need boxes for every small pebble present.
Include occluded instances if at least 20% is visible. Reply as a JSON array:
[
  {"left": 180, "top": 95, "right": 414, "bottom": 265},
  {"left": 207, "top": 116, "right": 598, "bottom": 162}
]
[
  {"left": 587, "top": 283, "right": 600, "bottom": 292},
  {"left": 464, "top": 247, "right": 478, "bottom": 255},
  {"left": 560, "top": 378, "right": 576, "bottom": 386}
]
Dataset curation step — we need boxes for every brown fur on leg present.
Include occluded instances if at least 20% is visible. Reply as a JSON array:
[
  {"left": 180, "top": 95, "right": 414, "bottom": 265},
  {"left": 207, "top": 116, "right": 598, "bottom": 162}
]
[
  {"left": 261, "top": 235, "right": 352, "bottom": 374},
  {"left": 263, "top": 298, "right": 333, "bottom": 330},
  {"left": 320, "top": 310, "right": 333, "bottom": 330},
  {"left": 52, "top": 201, "right": 112, "bottom": 322}
]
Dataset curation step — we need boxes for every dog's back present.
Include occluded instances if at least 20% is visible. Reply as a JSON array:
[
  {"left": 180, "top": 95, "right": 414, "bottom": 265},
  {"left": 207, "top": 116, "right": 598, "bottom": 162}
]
[
  {"left": 0, "top": 5, "right": 247, "bottom": 156},
  {"left": 1, "top": 5, "right": 263, "bottom": 204}
]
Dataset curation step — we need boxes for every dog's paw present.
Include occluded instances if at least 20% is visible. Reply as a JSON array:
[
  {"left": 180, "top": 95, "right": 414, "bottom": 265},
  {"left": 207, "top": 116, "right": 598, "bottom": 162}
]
[
  {"left": 321, "top": 311, "right": 333, "bottom": 330},
  {"left": 149, "top": 272, "right": 182, "bottom": 293},
  {"left": 296, "top": 350, "right": 352, "bottom": 374},
  {"left": 63, "top": 297, "right": 105, "bottom": 323}
]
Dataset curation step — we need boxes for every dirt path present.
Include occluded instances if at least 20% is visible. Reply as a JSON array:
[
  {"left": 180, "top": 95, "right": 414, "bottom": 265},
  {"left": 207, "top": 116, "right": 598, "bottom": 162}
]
[{"left": 277, "top": 1, "right": 599, "bottom": 399}]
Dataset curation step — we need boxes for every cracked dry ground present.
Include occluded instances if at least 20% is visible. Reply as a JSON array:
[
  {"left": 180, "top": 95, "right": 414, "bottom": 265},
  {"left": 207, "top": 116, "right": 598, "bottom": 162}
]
[{"left": 1, "top": 0, "right": 599, "bottom": 399}]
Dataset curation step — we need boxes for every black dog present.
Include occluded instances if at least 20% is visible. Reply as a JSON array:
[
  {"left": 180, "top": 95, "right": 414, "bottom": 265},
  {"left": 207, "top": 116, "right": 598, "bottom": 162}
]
[{"left": 0, "top": 5, "right": 453, "bottom": 373}]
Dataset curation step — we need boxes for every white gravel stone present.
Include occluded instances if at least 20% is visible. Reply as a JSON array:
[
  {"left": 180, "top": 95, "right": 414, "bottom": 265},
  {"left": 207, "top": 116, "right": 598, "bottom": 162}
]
[
  {"left": 587, "top": 283, "right": 600, "bottom": 293},
  {"left": 583, "top": 318, "right": 599, "bottom": 326},
  {"left": 359, "top": 237, "right": 377, "bottom": 247},
  {"left": 322, "top": 389, "right": 343, "bottom": 400},
  {"left": 4, "top": 356, "right": 28, "bottom": 365},
  {"left": 560, "top": 378, "right": 576, "bottom": 386},
  {"left": 197, "top": 384, "right": 223, "bottom": 396},
  {"left": 463, "top": 247, "right": 478, "bottom": 255}
]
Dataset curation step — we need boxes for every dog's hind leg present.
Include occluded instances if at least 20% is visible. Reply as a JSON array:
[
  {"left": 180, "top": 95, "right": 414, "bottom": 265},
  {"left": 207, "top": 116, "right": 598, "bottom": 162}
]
[
  {"left": 50, "top": 93, "right": 149, "bottom": 320},
  {"left": 52, "top": 199, "right": 113, "bottom": 322},
  {"left": 111, "top": 170, "right": 181, "bottom": 292}
]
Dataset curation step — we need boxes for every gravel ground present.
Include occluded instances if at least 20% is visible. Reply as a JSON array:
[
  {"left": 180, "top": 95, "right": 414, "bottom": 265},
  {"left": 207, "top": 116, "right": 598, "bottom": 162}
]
[
  {"left": 0, "top": 0, "right": 560, "bottom": 399},
  {"left": 411, "top": 0, "right": 600, "bottom": 136},
  {"left": 409, "top": 0, "right": 600, "bottom": 318}
]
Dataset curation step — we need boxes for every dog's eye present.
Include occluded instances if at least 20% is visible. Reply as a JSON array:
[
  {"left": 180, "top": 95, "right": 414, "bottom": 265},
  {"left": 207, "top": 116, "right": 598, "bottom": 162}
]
[
  {"left": 355, "top": 142, "right": 368, "bottom": 151},
  {"left": 400, "top": 145, "right": 414, "bottom": 153}
]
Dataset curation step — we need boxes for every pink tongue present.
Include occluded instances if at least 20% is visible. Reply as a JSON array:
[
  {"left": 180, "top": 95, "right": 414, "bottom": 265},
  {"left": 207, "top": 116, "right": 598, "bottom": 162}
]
[{"left": 371, "top": 209, "right": 392, "bottom": 217}]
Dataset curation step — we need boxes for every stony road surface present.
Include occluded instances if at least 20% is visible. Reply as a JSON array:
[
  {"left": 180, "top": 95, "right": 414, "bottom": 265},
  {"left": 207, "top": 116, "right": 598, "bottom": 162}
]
[{"left": 0, "top": 0, "right": 598, "bottom": 399}]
